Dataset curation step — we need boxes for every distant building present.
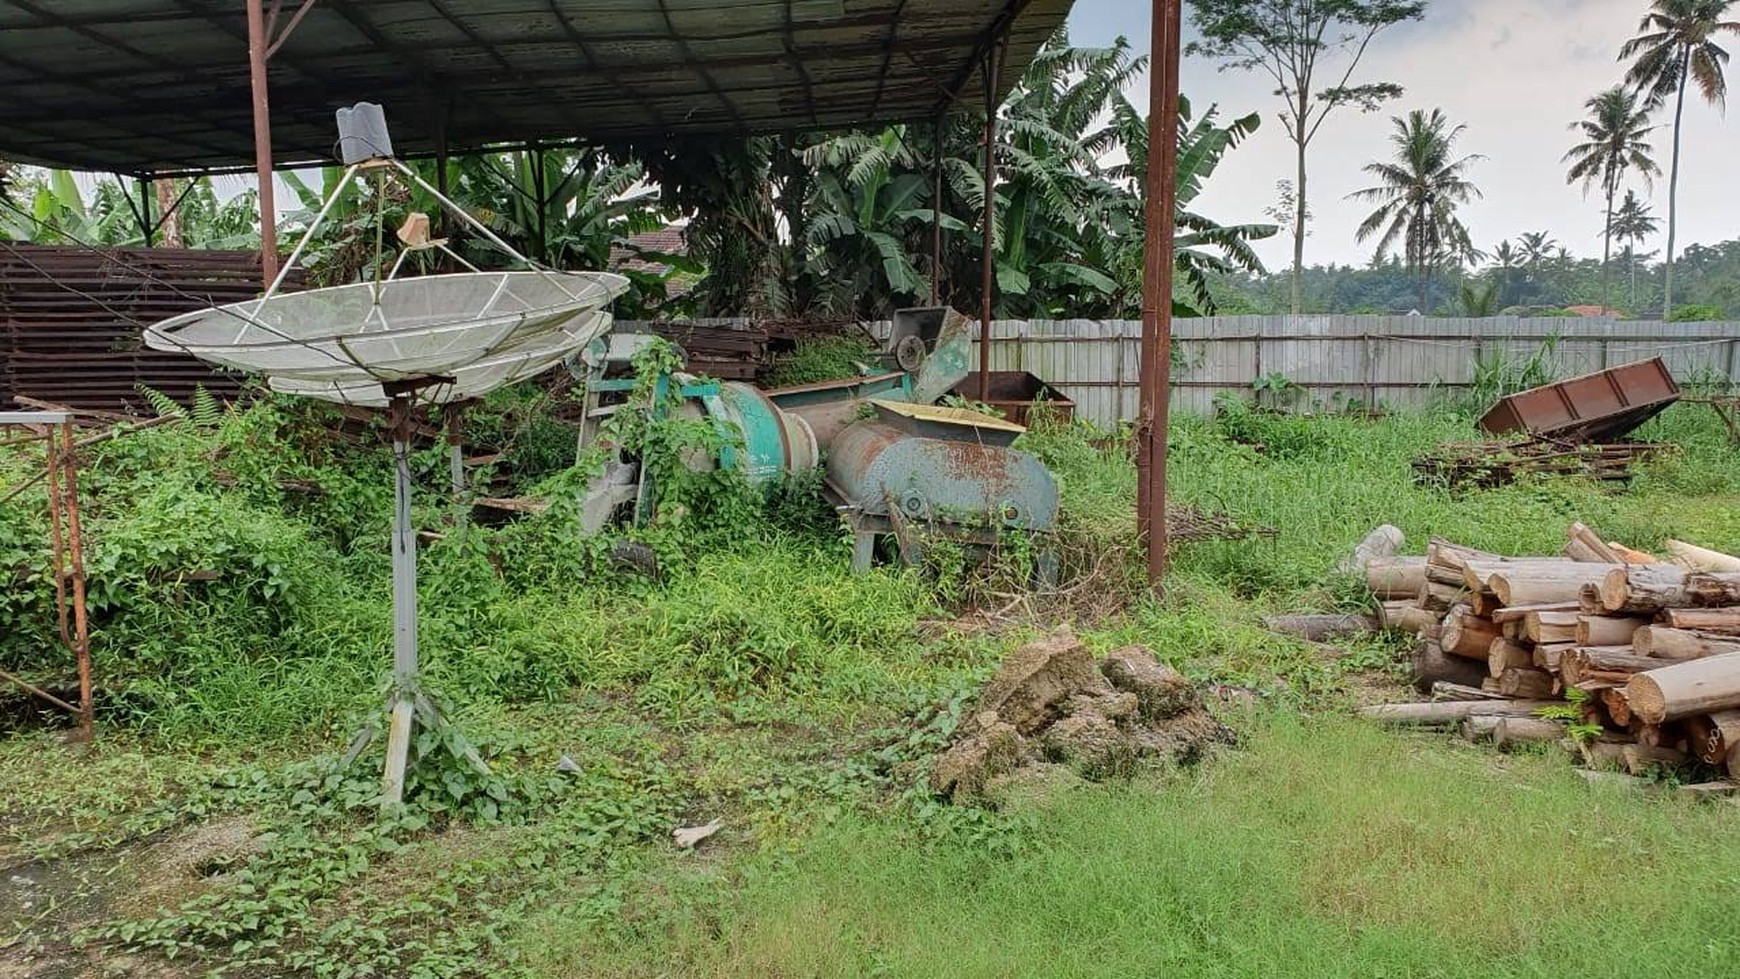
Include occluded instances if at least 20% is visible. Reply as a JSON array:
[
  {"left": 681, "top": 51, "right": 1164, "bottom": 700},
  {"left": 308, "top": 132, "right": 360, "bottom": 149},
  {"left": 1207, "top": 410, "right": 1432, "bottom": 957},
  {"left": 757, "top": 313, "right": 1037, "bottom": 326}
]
[{"left": 607, "top": 225, "right": 693, "bottom": 303}]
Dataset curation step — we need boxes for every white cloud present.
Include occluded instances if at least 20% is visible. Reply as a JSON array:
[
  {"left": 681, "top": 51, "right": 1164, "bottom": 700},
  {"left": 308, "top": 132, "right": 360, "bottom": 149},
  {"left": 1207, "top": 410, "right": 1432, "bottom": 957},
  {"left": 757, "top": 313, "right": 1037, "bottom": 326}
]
[{"left": 1067, "top": 0, "right": 1740, "bottom": 270}]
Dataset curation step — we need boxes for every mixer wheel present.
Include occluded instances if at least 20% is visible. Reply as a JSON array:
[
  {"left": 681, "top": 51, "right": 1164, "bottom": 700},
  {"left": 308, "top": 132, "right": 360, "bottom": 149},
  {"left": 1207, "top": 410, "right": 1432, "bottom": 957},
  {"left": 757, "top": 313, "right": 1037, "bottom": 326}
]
[{"left": 894, "top": 334, "right": 927, "bottom": 372}]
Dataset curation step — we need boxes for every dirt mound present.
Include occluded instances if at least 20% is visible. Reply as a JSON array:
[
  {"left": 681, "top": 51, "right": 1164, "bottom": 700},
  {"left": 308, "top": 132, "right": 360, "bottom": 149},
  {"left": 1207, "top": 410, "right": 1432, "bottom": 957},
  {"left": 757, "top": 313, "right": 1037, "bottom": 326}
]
[{"left": 931, "top": 627, "right": 1233, "bottom": 803}]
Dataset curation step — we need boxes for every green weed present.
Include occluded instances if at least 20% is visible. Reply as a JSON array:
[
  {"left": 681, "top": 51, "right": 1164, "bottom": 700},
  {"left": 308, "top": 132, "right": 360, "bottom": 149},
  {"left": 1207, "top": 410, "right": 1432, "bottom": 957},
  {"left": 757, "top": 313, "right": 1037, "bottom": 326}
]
[{"left": 539, "top": 717, "right": 1740, "bottom": 978}]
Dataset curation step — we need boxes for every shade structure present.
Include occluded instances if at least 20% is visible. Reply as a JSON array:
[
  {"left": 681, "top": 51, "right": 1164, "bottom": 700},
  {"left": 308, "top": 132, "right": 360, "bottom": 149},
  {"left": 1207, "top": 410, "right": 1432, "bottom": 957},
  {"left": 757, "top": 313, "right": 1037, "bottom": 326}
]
[
  {"left": 143, "top": 270, "right": 628, "bottom": 383},
  {"left": 0, "top": 0, "right": 1074, "bottom": 177}
]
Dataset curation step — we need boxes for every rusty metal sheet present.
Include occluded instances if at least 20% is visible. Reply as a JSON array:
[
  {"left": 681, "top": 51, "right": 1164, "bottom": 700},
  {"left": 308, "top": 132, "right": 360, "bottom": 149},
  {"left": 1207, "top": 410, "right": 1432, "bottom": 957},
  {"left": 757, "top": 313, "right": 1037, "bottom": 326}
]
[
  {"left": 1477, "top": 357, "right": 1681, "bottom": 442},
  {"left": 950, "top": 370, "right": 1076, "bottom": 427},
  {"left": 0, "top": 245, "right": 298, "bottom": 412}
]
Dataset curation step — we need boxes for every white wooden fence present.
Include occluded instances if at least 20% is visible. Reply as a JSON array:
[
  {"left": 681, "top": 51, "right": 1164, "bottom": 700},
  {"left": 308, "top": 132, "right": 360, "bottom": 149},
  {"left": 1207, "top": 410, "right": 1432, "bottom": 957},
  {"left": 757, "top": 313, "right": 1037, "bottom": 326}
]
[
  {"left": 949, "top": 316, "right": 1740, "bottom": 427},
  {"left": 628, "top": 316, "right": 1740, "bottom": 429}
]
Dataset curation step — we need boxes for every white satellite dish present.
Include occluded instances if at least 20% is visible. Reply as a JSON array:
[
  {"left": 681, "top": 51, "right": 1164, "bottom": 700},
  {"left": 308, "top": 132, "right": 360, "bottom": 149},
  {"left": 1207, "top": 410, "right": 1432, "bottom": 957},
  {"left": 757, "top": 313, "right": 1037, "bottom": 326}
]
[
  {"left": 145, "top": 272, "right": 624, "bottom": 386},
  {"left": 267, "top": 309, "right": 611, "bottom": 407},
  {"left": 144, "top": 107, "right": 631, "bottom": 807}
]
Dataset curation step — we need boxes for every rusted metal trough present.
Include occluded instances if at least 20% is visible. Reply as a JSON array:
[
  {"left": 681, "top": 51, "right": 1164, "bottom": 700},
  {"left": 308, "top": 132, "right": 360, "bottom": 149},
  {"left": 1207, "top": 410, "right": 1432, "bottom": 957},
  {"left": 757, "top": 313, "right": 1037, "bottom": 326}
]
[{"left": 1478, "top": 357, "right": 1681, "bottom": 442}]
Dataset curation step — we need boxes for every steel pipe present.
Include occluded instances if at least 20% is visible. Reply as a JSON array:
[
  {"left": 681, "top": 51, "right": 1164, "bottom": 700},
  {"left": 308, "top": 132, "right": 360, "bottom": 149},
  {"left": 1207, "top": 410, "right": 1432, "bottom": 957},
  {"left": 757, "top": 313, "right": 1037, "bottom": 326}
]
[
  {"left": 246, "top": 0, "right": 280, "bottom": 284},
  {"left": 978, "top": 43, "right": 1001, "bottom": 399}
]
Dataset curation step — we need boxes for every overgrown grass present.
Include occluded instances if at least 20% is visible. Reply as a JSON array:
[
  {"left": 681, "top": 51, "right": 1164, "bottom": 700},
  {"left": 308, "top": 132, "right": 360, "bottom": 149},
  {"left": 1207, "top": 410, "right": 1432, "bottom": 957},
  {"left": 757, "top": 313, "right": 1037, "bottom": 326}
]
[
  {"left": 5, "top": 389, "right": 1740, "bottom": 976},
  {"left": 534, "top": 717, "right": 1740, "bottom": 978},
  {"left": 763, "top": 334, "right": 880, "bottom": 388}
]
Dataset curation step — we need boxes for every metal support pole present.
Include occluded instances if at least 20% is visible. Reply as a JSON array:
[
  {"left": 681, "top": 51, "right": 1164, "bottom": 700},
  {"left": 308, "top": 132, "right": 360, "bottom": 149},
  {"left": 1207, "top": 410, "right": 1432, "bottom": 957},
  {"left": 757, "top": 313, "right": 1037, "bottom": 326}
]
[
  {"left": 59, "top": 421, "right": 92, "bottom": 739},
  {"left": 533, "top": 149, "right": 549, "bottom": 266},
  {"left": 38, "top": 418, "right": 92, "bottom": 740},
  {"left": 245, "top": 0, "right": 280, "bottom": 285},
  {"left": 137, "top": 177, "right": 155, "bottom": 247},
  {"left": 381, "top": 396, "right": 419, "bottom": 806},
  {"left": 931, "top": 117, "right": 945, "bottom": 307},
  {"left": 978, "top": 45, "right": 1002, "bottom": 399},
  {"left": 1136, "top": 0, "right": 1182, "bottom": 595},
  {"left": 445, "top": 403, "right": 467, "bottom": 525}
]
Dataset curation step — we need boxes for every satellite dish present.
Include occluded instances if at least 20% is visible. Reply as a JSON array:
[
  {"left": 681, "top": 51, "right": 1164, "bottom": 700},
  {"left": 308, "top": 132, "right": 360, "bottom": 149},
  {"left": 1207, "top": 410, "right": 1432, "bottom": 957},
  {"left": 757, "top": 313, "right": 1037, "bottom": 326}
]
[
  {"left": 143, "top": 106, "right": 633, "bottom": 809},
  {"left": 145, "top": 272, "right": 625, "bottom": 387},
  {"left": 266, "top": 309, "right": 611, "bottom": 407}
]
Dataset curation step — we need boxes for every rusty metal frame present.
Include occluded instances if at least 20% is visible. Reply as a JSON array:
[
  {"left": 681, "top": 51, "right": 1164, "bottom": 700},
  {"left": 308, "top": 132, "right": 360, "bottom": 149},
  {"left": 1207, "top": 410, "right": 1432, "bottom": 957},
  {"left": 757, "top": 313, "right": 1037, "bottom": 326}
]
[
  {"left": 977, "top": 40, "right": 1002, "bottom": 400},
  {"left": 0, "top": 411, "right": 93, "bottom": 740},
  {"left": 121, "top": 176, "right": 204, "bottom": 248},
  {"left": 1136, "top": 0, "right": 1182, "bottom": 594}
]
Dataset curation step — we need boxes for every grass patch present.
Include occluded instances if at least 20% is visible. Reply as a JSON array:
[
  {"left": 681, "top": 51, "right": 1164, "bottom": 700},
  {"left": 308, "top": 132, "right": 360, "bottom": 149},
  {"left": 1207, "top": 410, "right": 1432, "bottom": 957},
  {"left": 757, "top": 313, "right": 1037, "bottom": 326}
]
[
  {"left": 5, "top": 390, "right": 1740, "bottom": 976},
  {"left": 541, "top": 717, "right": 1740, "bottom": 978}
]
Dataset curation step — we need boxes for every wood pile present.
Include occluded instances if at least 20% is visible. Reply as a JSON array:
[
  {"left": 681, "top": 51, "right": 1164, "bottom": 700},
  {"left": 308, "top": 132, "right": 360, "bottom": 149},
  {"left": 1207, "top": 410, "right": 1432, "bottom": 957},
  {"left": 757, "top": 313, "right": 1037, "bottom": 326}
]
[
  {"left": 1361, "top": 522, "right": 1740, "bottom": 793},
  {"left": 1412, "top": 439, "right": 1658, "bottom": 488}
]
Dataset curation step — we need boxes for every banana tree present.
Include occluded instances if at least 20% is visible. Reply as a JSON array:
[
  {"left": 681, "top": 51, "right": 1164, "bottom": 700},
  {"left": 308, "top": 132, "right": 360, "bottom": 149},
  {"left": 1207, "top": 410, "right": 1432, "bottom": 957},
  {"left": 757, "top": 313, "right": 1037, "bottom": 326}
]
[{"left": 1, "top": 169, "right": 142, "bottom": 245}]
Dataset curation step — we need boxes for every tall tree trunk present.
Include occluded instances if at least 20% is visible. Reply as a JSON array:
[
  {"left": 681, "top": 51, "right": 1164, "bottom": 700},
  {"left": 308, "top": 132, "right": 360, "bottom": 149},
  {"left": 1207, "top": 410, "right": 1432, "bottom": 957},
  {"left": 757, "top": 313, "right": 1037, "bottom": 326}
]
[
  {"left": 1664, "top": 51, "right": 1688, "bottom": 321},
  {"left": 1419, "top": 263, "right": 1430, "bottom": 313},
  {"left": 1628, "top": 244, "right": 1638, "bottom": 309},
  {"left": 154, "top": 178, "right": 183, "bottom": 248},
  {"left": 1600, "top": 185, "right": 1614, "bottom": 314},
  {"left": 1291, "top": 135, "right": 1307, "bottom": 315}
]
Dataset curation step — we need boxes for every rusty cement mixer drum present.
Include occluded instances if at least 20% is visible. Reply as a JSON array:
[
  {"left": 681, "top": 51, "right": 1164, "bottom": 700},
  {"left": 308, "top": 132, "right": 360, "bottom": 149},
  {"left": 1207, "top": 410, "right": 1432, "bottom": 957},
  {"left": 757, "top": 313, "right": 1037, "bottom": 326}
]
[{"left": 826, "top": 400, "right": 1058, "bottom": 572}]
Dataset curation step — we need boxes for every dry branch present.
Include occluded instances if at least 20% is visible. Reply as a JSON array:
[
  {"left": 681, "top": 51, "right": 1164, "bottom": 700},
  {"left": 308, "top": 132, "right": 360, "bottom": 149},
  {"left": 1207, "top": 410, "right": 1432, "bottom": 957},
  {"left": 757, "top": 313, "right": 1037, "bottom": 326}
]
[{"left": 1359, "top": 700, "right": 1560, "bottom": 725}]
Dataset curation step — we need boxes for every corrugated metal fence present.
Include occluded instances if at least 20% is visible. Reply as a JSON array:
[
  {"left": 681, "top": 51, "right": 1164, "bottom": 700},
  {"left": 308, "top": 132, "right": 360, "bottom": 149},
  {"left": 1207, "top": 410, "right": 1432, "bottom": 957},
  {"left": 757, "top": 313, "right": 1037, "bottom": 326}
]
[
  {"left": 890, "top": 316, "right": 1740, "bottom": 427},
  {"left": 0, "top": 245, "right": 288, "bottom": 412}
]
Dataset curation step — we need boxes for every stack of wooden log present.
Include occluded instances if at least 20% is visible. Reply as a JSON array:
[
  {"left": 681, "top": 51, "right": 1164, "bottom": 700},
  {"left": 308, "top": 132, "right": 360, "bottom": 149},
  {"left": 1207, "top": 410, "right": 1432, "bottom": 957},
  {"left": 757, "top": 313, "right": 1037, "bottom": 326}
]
[
  {"left": 1411, "top": 439, "right": 1658, "bottom": 488},
  {"left": 1361, "top": 523, "right": 1740, "bottom": 789}
]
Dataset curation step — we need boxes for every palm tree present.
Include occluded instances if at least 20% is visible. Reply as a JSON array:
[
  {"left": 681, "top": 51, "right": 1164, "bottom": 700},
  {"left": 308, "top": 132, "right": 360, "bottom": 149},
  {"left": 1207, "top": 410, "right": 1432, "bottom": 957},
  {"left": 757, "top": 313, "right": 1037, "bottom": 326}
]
[
  {"left": 1458, "top": 280, "right": 1499, "bottom": 316},
  {"left": 1488, "top": 239, "right": 1524, "bottom": 307},
  {"left": 1611, "top": 190, "right": 1662, "bottom": 307},
  {"left": 1518, "top": 230, "right": 1558, "bottom": 271},
  {"left": 1563, "top": 87, "right": 1659, "bottom": 313},
  {"left": 1620, "top": 0, "right": 1740, "bottom": 319},
  {"left": 1349, "top": 108, "right": 1485, "bottom": 311}
]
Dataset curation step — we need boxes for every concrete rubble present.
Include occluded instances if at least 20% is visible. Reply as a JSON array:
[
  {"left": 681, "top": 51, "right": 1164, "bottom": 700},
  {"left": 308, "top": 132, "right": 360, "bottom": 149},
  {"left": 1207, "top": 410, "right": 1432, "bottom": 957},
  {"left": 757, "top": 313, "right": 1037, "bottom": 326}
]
[{"left": 931, "top": 627, "right": 1233, "bottom": 803}]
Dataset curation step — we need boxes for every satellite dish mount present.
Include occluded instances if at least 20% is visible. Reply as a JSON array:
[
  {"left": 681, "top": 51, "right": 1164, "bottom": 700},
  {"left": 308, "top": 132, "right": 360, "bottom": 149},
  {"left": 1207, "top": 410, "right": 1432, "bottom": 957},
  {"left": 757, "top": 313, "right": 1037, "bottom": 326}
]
[{"left": 143, "top": 103, "right": 630, "bottom": 809}]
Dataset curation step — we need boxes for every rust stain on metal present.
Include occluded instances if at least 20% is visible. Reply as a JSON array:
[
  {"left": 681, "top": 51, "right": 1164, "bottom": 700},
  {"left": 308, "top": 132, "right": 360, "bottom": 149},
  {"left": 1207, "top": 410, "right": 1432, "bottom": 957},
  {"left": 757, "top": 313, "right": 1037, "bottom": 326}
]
[
  {"left": 938, "top": 439, "right": 1012, "bottom": 497},
  {"left": 3, "top": 415, "right": 93, "bottom": 739}
]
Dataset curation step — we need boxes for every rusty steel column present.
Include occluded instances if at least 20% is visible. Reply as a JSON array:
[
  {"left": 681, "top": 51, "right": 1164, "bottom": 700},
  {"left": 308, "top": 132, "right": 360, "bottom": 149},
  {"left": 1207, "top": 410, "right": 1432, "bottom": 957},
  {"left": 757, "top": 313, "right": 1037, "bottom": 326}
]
[
  {"left": 40, "top": 420, "right": 92, "bottom": 740},
  {"left": 59, "top": 421, "right": 92, "bottom": 739},
  {"left": 978, "top": 44, "right": 1002, "bottom": 399},
  {"left": 1137, "top": 0, "right": 1183, "bottom": 594},
  {"left": 930, "top": 118, "right": 944, "bottom": 307},
  {"left": 246, "top": 0, "right": 280, "bottom": 285},
  {"left": 137, "top": 177, "right": 155, "bottom": 247}
]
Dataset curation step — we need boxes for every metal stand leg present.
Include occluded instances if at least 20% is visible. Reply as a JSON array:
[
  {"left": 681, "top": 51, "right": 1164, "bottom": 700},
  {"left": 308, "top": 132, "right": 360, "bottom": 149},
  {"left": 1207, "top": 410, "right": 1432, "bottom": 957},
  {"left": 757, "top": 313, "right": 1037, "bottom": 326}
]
[
  {"left": 1035, "top": 548, "right": 1060, "bottom": 592},
  {"left": 851, "top": 531, "right": 877, "bottom": 574},
  {"left": 381, "top": 397, "right": 419, "bottom": 807},
  {"left": 445, "top": 404, "right": 466, "bottom": 525}
]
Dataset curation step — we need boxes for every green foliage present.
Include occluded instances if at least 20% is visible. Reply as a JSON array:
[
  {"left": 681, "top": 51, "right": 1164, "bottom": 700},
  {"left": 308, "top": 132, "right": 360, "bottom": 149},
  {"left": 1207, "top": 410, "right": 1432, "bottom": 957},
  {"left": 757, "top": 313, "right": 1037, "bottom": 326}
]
[
  {"left": 1250, "top": 371, "right": 1303, "bottom": 410},
  {"left": 1671, "top": 302, "right": 1724, "bottom": 321},
  {"left": 566, "top": 717, "right": 1740, "bottom": 976},
  {"left": 5, "top": 398, "right": 1740, "bottom": 976},
  {"left": 676, "top": 33, "right": 1273, "bottom": 320},
  {"left": 1466, "top": 333, "right": 1562, "bottom": 407},
  {"left": 764, "top": 335, "right": 879, "bottom": 388},
  {"left": 1457, "top": 280, "right": 1499, "bottom": 317}
]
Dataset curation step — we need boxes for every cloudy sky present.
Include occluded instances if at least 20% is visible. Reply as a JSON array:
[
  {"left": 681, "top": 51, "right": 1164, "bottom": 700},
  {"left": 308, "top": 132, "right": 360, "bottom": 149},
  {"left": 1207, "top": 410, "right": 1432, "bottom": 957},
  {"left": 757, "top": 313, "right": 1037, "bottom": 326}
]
[{"left": 1064, "top": 0, "right": 1740, "bottom": 270}]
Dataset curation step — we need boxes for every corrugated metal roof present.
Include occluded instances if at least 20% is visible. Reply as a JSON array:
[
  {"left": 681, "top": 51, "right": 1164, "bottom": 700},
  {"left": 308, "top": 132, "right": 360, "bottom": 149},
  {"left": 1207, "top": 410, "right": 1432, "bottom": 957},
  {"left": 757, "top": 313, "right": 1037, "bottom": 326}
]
[{"left": 0, "top": 0, "right": 1073, "bottom": 177}]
